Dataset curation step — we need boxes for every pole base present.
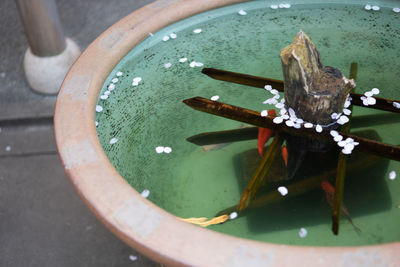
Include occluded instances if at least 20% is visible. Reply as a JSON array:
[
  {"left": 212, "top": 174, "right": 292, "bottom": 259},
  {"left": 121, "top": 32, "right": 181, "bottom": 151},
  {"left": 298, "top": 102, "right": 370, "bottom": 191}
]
[{"left": 23, "top": 38, "right": 80, "bottom": 95}]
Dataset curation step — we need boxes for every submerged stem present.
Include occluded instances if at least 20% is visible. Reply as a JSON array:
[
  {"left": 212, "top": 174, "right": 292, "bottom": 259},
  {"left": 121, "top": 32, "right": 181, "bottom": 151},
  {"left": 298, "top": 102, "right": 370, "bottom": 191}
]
[
  {"left": 332, "top": 62, "right": 358, "bottom": 235},
  {"left": 237, "top": 134, "right": 283, "bottom": 211},
  {"left": 216, "top": 151, "right": 380, "bottom": 217}
]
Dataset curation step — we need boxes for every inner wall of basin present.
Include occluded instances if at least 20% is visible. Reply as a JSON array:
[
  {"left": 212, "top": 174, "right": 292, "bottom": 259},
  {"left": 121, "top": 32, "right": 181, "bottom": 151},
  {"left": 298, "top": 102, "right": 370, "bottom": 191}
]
[{"left": 95, "top": 1, "right": 400, "bottom": 246}]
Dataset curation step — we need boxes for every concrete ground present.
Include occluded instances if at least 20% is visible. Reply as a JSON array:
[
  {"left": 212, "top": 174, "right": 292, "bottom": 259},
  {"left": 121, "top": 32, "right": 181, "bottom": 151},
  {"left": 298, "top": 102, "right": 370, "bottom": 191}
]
[{"left": 0, "top": 0, "right": 158, "bottom": 266}]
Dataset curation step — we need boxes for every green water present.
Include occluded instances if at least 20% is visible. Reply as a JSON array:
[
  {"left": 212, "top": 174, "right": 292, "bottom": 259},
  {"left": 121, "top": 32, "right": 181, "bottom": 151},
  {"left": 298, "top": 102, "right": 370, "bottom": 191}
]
[{"left": 95, "top": 1, "right": 400, "bottom": 246}]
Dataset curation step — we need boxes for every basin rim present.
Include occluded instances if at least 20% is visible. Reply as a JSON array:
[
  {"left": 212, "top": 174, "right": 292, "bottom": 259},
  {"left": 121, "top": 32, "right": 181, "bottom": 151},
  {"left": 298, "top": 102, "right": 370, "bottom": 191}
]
[{"left": 54, "top": 0, "right": 400, "bottom": 266}]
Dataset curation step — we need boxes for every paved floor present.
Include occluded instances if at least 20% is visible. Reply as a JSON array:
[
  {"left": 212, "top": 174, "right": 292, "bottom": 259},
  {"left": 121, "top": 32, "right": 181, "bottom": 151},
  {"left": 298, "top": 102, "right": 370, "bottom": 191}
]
[{"left": 0, "top": 0, "right": 158, "bottom": 266}]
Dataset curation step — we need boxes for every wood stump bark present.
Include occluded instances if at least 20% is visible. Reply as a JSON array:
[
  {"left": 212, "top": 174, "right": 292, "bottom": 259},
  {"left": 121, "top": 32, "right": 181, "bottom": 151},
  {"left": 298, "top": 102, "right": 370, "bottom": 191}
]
[{"left": 280, "top": 31, "right": 356, "bottom": 179}]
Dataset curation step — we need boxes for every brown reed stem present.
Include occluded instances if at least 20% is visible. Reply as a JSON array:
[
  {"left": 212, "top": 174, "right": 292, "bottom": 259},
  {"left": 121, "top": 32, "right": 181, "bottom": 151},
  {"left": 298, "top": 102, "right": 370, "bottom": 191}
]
[
  {"left": 182, "top": 96, "right": 400, "bottom": 162},
  {"left": 332, "top": 62, "right": 358, "bottom": 235},
  {"left": 237, "top": 134, "right": 283, "bottom": 211}
]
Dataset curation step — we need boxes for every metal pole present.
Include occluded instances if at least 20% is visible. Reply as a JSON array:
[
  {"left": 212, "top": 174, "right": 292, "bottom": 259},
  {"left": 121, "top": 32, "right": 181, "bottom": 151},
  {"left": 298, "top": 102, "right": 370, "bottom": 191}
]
[{"left": 15, "top": 0, "right": 66, "bottom": 57}]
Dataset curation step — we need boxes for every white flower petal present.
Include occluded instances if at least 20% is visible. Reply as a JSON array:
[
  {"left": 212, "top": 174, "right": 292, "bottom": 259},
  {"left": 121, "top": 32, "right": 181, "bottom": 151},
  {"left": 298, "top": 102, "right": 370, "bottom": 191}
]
[
  {"left": 129, "top": 255, "right": 137, "bottom": 261},
  {"left": 341, "top": 148, "right": 352, "bottom": 155},
  {"left": 211, "top": 95, "right": 219, "bottom": 101},
  {"left": 337, "top": 140, "right": 347, "bottom": 147},
  {"left": 278, "top": 186, "right": 288, "bottom": 196},
  {"left": 330, "top": 130, "right": 339, "bottom": 137},
  {"left": 294, "top": 123, "right": 301, "bottom": 129},
  {"left": 337, "top": 115, "right": 349, "bottom": 125},
  {"left": 264, "top": 85, "right": 272, "bottom": 91},
  {"left": 270, "top": 89, "right": 279, "bottom": 95},
  {"left": 285, "top": 120, "right": 295, "bottom": 127},
  {"left": 364, "top": 91, "right": 373, "bottom": 97},
  {"left": 304, "top": 122, "right": 313, "bottom": 128},
  {"left": 299, "top": 228, "right": 308, "bottom": 238},
  {"left": 155, "top": 146, "right": 164, "bottom": 153},
  {"left": 96, "top": 105, "right": 103, "bottom": 112},
  {"left": 367, "top": 97, "right": 376, "bottom": 105},
  {"left": 133, "top": 77, "right": 142, "bottom": 83},
  {"left": 238, "top": 9, "right": 247, "bottom": 15},
  {"left": 261, "top": 110, "right": 269, "bottom": 117},
  {"left": 343, "top": 108, "right": 351, "bottom": 115},
  {"left": 273, "top": 117, "right": 284, "bottom": 124},
  {"left": 163, "top": 147, "right": 172, "bottom": 153},
  {"left": 334, "top": 135, "right": 343, "bottom": 142},
  {"left": 141, "top": 189, "right": 150, "bottom": 198},
  {"left": 344, "top": 143, "right": 354, "bottom": 151},
  {"left": 371, "top": 88, "right": 380, "bottom": 95}
]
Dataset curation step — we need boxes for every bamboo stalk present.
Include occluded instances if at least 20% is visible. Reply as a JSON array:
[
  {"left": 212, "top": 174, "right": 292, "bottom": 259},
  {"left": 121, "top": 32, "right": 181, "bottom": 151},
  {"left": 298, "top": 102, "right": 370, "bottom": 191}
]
[
  {"left": 202, "top": 68, "right": 400, "bottom": 114},
  {"left": 332, "top": 62, "right": 358, "bottom": 235},
  {"left": 182, "top": 96, "right": 400, "bottom": 161},
  {"left": 237, "top": 134, "right": 283, "bottom": 211}
]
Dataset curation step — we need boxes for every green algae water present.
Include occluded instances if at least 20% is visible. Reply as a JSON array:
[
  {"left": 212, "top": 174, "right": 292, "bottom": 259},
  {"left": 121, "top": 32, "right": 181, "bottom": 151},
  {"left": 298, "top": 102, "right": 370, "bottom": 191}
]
[{"left": 95, "top": 1, "right": 400, "bottom": 246}]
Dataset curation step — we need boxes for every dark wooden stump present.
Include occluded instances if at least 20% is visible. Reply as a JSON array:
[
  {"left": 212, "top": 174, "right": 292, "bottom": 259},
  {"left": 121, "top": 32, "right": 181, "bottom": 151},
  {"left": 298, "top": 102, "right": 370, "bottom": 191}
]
[
  {"left": 281, "top": 31, "right": 355, "bottom": 124},
  {"left": 280, "top": 31, "right": 356, "bottom": 179}
]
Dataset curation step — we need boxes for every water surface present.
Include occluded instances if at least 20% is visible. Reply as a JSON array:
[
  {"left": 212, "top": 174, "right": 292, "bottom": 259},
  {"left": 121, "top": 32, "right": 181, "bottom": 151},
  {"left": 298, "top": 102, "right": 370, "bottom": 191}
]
[{"left": 96, "top": 1, "right": 400, "bottom": 246}]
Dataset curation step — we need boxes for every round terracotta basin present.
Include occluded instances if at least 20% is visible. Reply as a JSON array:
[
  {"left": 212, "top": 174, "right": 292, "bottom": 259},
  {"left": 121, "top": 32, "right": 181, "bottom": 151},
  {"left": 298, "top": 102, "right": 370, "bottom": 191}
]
[{"left": 55, "top": 0, "right": 400, "bottom": 265}]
